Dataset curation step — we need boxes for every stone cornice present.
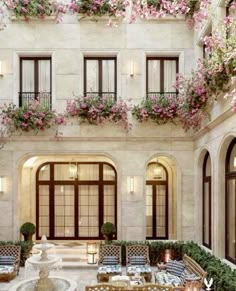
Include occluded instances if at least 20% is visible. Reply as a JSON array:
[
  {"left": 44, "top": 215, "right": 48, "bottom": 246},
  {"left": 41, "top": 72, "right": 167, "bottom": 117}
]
[{"left": 193, "top": 107, "right": 234, "bottom": 140}]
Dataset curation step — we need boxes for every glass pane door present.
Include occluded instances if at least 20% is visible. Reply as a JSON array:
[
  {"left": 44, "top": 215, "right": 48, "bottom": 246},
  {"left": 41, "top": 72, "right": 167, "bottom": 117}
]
[
  {"left": 54, "top": 185, "right": 75, "bottom": 237},
  {"left": 78, "top": 185, "right": 99, "bottom": 237},
  {"left": 146, "top": 185, "right": 153, "bottom": 237},
  {"left": 156, "top": 184, "right": 166, "bottom": 238},
  {"left": 38, "top": 185, "right": 50, "bottom": 237}
]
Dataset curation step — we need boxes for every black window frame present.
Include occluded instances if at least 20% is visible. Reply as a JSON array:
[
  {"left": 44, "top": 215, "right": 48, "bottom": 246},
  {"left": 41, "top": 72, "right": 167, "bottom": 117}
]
[
  {"left": 202, "top": 151, "right": 212, "bottom": 249},
  {"left": 19, "top": 56, "right": 52, "bottom": 107},
  {"left": 225, "top": 138, "right": 236, "bottom": 264},
  {"left": 146, "top": 57, "right": 179, "bottom": 99},
  {"left": 84, "top": 57, "right": 117, "bottom": 101},
  {"left": 36, "top": 161, "right": 117, "bottom": 240}
]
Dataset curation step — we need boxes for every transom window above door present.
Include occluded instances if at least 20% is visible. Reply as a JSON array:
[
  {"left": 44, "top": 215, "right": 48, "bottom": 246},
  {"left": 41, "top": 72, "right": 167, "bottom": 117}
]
[
  {"left": 146, "top": 57, "right": 178, "bottom": 99},
  {"left": 19, "top": 57, "right": 51, "bottom": 108},
  {"left": 84, "top": 57, "right": 117, "bottom": 100}
]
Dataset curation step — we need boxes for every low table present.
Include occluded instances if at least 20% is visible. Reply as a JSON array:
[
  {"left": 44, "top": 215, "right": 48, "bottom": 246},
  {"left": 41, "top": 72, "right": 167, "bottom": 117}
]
[
  {"left": 109, "top": 275, "right": 145, "bottom": 290},
  {"left": 126, "top": 265, "right": 152, "bottom": 282}
]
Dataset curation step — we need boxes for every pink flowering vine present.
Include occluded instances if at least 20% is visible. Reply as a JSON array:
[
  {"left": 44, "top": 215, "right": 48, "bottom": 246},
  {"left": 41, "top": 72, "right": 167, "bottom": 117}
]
[{"left": 66, "top": 95, "right": 131, "bottom": 131}]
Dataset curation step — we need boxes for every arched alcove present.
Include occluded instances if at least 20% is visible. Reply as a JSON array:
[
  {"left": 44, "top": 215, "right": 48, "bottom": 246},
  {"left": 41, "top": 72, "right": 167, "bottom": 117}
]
[{"left": 17, "top": 154, "right": 118, "bottom": 241}]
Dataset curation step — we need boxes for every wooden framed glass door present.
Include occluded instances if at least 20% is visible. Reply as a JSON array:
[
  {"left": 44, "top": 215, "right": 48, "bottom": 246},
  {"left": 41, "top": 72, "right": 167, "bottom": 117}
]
[
  {"left": 146, "top": 162, "right": 168, "bottom": 239},
  {"left": 36, "top": 162, "right": 116, "bottom": 240}
]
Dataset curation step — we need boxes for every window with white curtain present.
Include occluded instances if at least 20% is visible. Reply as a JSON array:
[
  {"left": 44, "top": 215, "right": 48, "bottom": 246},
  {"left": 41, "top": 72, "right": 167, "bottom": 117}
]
[
  {"left": 84, "top": 57, "right": 116, "bottom": 100},
  {"left": 146, "top": 57, "right": 178, "bottom": 98},
  {"left": 20, "top": 57, "right": 51, "bottom": 107}
]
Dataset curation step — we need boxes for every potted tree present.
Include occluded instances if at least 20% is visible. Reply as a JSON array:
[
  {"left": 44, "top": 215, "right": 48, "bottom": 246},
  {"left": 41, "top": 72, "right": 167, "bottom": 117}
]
[
  {"left": 101, "top": 222, "right": 116, "bottom": 242},
  {"left": 20, "top": 222, "right": 36, "bottom": 242}
]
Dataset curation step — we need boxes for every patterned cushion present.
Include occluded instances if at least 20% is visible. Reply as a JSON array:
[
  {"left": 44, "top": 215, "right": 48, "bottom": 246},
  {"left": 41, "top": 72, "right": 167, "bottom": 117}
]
[
  {"left": 166, "top": 260, "right": 185, "bottom": 277},
  {"left": 102, "top": 256, "right": 118, "bottom": 265},
  {"left": 98, "top": 265, "right": 121, "bottom": 274},
  {"left": 127, "top": 265, "right": 151, "bottom": 273},
  {"left": 0, "top": 266, "right": 15, "bottom": 274},
  {"left": 129, "top": 256, "right": 146, "bottom": 265},
  {"left": 0, "top": 256, "right": 15, "bottom": 266},
  {"left": 155, "top": 271, "right": 182, "bottom": 287}
]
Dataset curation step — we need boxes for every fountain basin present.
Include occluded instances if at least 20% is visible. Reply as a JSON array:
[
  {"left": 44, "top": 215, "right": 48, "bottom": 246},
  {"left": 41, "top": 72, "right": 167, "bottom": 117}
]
[{"left": 9, "top": 276, "right": 78, "bottom": 291}]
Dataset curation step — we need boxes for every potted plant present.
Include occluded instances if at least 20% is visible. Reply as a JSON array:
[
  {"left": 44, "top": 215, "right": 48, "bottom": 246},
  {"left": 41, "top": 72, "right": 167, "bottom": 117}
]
[
  {"left": 20, "top": 222, "right": 36, "bottom": 242},
  {"left": 101, "top": 222, "right": 116, "bottom": 242}
]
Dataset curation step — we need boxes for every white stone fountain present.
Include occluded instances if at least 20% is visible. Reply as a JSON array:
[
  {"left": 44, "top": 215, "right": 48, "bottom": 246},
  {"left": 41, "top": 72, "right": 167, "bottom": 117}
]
[{"left": 9, "top": 235, "right": 77, "bottom": 291}]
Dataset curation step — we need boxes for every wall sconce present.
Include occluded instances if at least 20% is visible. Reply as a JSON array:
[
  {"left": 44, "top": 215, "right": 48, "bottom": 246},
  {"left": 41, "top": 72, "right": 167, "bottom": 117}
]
[
  {"left": 130, "top": 61, "right": 134, "bottom": 77},
  {"left": 0, "top": 176, "right": 4, "bottom": 193},
  {"left": 234, "top": 157, "right": 236, "bottom": 168},
  {"left": 0, "top": 61, "right": 3, "bottom": 77},
  {"left": 69, "top": 162, "right": 77, "bottom": 179},
  {"left": 128, "top": 176, "right": 134, "bottom": 193},
  {"left": 87, "top": 242, "right": 97, "bottom": 264}
]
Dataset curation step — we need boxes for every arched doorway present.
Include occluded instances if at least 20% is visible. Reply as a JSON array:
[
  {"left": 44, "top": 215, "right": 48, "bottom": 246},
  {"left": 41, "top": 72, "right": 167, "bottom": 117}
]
[
  {"left": 146, "top": 160, "right": 168, "bottom": 239},
  {"left": 36, "top": 161, "right": 117, "bottom": 240}
]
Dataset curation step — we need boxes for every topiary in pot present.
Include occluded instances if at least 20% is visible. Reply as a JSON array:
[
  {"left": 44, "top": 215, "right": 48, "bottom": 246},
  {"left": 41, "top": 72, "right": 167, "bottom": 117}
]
[
  {"left": 20, "top": 222, "right": 36, "bottom": 242},
  {"left": 101, "top": 222, "right": 116, "bottom": 242}
]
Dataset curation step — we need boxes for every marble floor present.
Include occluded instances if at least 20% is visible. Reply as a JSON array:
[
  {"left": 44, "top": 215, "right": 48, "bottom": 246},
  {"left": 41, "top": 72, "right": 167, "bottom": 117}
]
[{"left": 0, "top": 267, "right": 157, "bottom": 291}]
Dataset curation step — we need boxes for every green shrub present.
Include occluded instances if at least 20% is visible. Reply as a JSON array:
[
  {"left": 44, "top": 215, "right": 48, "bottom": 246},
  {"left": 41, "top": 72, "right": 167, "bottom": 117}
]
[{"left": 20, "top": 222, "right": 36, "bottom": 235}]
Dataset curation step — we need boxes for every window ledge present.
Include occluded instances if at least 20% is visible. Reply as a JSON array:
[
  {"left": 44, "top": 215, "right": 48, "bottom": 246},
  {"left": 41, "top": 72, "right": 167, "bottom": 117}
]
[
  {"left": 77, "top": 14, "right": 122, "bottom": 22},
  {"left": 9, "top": 14, "right": 56, "bottom": 21}
]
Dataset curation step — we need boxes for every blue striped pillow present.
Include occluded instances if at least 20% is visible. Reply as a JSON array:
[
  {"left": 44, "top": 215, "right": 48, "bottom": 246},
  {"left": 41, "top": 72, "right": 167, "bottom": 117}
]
[
  {"left": 166, "top": 260, "right": 185, "bottom": 277},
  {"left": 102, "top": 256, "right": 118, "bottom": 265},
  {"left": 129, "top": 256, "right": 146, "bottom": 265},
  {"left": 0, "top": 256, "right": 15, "bottom": 266}
]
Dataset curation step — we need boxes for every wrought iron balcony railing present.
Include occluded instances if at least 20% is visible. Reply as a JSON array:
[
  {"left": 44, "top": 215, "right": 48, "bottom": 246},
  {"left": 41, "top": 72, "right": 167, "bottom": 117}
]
[
  {"left": 84, "top": 92, "right": 117, "bottom": 100},
  {"left": 19, "top": 92, "right": 51, "bottom": 108},
  {"left": 146, "top": 92, "right": 178, "bottom": 99}
]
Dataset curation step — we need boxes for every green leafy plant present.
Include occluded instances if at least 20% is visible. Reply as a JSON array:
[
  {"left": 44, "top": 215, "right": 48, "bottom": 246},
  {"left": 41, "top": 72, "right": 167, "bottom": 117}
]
[
  {"left": 101, "top": 222, "right": 116, "bottom": 242},
  {"left": 20, "top": 222, "right": 36, "bottom": 235}
]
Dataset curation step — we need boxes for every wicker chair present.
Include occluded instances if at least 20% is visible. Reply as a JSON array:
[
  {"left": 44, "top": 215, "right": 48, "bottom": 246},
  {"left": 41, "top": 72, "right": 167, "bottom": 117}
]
[
  {"left": 133, "top": 284, "right": 173, "bottom": 291},
  {"left": 97, "top": 244, "right": 122, "bottom": 283},
  {"left": 0, "top": 245, "right": 21, "bottom": 282},
  {"left": 126, "top": 245, "right": 152, "bottom": 282},
  {"left": 86, "top": 284, "right": 125, "bottom": 291}
]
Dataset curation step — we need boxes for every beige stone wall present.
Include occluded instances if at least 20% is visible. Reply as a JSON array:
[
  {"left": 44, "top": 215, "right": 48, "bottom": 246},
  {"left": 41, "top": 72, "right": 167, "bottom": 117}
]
[{"left": 0, "top": 1, "right": 235, "bottom": 250}]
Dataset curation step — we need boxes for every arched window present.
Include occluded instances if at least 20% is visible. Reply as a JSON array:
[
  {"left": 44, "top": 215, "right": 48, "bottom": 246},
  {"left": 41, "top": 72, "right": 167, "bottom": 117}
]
[
  {"left": 202, "top": 152, "right": 211, "bottom": 249},
  {"left": 146, "top": 162, "right": 168, "bottom": 239},
  {"left": 225, "top": 139, "right": 236, "bottom": 263},
  {"left": 36, "top": 162, "right": 117, "bottom": 240}
]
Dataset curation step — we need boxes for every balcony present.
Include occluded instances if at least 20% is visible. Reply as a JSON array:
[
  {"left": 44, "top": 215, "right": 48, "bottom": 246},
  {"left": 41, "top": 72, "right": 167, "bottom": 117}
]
[
  {"left": 146, "top": 92, "right": 178, "bottom": 99},
  {"left": 19, "top": 92, "right": 51, "bottom": 108},
  {"left": 84, "top": 92, "right": 117, "bottom": 101}
]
